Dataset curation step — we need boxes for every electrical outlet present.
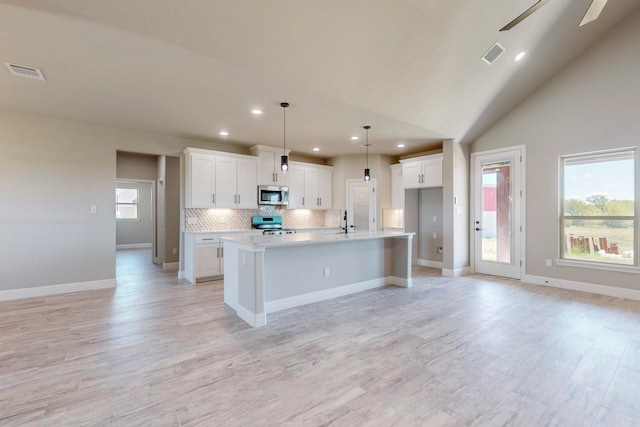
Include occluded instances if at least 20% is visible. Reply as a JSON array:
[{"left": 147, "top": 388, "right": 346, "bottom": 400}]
[
  {"left": 432, "top": 232, "right": 437, "bottom": 239},
  {"left": 90, "top": 205, "right": 97, "bottom": 214},
  {"left": 545, "top": 259, "right": 553, "bottom": 267},
  {"left": 324, "top": 267, "right": 330, "bottom": 277},
  {"left": 433, "top": 216, "right": 437, "bottom": 222},
  {"left": 172, "top": 248, "right": 177, "bottom": 255},
  {"left": 187, "top": 217, "right": 198, "bottom": 225}
]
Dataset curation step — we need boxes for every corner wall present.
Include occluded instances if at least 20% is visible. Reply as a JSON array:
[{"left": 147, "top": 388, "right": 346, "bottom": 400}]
[{"left": 471, "top": 7, "right": 640, "bottom": 290}]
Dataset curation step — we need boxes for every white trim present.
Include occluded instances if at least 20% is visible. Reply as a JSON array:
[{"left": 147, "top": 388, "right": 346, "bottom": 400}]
[
  {"left": 236, "top": 305, "right": 267, "bottom": 328},
  {"left": 178, "top": 270, "right": 185, "bottom": 279},
  {"left": 555, "top": 259, "right": 640, "bottom": 274},
  {"left": 163, "top": 262, "right": 179, "bottom": 271},
  {"left": 265, "top": 277, "right": 404, "bottom": 314},
  {"left": 442, "top": 266, "right": 470, "bottom": 277},
  {"left": 417, "top": 259, "right": 443, "bottom": 269},
  {"left": 389, "top": 276, "right": 412, "bottom": 288},
  {"left": 116, "top": 243, "right": 152, "bottom": 250},
  {"left": 0, "top": 279, "right": 116, "bottom": 302},
  {"left": 523, "top": 274, "right": 640, "bottom": 301}
]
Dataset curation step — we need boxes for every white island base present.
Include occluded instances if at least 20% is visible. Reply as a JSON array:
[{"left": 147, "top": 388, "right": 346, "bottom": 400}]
[{"left": 222, "top": 231, "right": 414, "bottom": 327}]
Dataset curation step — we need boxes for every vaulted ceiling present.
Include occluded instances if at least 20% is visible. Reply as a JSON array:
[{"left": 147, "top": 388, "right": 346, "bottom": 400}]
[{"left": 1, "top": 0, "right": 639, "bottom": 158}]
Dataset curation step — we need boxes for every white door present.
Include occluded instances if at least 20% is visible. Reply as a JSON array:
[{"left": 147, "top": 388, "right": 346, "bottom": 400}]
[
  {"left": 215, "top": 157, "right": 237, "bottom": 208},
  {"left": 472, "top": 148, "right": 524, "bottom": 279},
  {"left": 347, "top": 180, "right": 377, "bottom": 232},
  {"left": 236, "top": 158, "right": 257, "bottom": 208}
]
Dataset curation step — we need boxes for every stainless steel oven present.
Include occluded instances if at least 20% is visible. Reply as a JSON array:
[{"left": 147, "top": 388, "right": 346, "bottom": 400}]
[{"left": 258, "top": 185, "right": 288, "bottom": 206}]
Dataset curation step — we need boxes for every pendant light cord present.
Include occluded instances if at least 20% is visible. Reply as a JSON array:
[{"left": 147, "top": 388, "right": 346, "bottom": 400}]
[{"left": 283, "top": 106, "right": 286, "bottom": 155}]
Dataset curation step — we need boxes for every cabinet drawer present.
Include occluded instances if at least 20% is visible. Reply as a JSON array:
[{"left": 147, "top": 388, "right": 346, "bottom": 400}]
[{"left": 195, "top": 235, "right": 220, "bottom": 244}]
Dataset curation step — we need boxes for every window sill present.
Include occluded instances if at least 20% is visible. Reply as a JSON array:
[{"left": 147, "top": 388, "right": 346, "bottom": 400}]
[{"left": 555, "top": 259, "right": 640, "bottom": 274}]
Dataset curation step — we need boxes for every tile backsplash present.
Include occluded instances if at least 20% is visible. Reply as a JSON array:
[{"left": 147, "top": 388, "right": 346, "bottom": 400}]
[{"left": 185, "top": 207, "right": 341, "bottom": 232}]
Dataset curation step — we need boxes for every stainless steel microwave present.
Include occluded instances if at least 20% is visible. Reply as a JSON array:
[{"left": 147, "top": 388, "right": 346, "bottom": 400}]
[{"left": 258, "top": 185, "right": 289, "bottom": 206}]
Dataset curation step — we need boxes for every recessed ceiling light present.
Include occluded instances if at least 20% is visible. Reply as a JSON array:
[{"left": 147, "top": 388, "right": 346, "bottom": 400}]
[
  {"left": 251, "top": 109, "right": 263, "bottom": 115},
  {"left": 219, "top": 131, "right": 229, "bottom": 136},
  {"left": 351, "top": 136, "right": 359, "bottom": 141},
  {"left": 312, "top": 147, "right": 320, "bottom": 152},
  {"left": 397, "top": 144, "right": 405, "bottom": 148},
  {"left": 515, "top": 51, "right": 526, "bottom": 62}
]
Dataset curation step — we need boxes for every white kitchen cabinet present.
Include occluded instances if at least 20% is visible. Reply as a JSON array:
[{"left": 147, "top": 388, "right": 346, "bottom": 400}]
[
  {"left": 215, "top": 156, "right": 258, "bottom": 209},
  {"left": 185, "top": 148, "right": 257, "bottom": 209},
  {"left": 250, "top": 145, "right": 290, "bottom": 186},
  {"left": 184, "top": 233, "right": 224, "bottom": 283},
  {"left": 400, "top": 153, "right": 443, "bottom": 189},
  {"left": 187, "top": 153, "right": 217, "bottom": 208},
  {"left": 288, "top": 161, "right": 333, "bottom": 209},
  {"left": 287, "top": 164, "right": 306, "bottom": 209},
  {"left": 317, "top": 169, "right": 332, "bottom": 209}
]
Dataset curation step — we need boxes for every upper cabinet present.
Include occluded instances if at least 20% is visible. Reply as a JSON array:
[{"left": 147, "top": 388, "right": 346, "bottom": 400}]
[
  {"left": 250, "top": 145, "right": 291, "bottom": 186},
  {"left": 185, "top": 148, "right": 257, "bottom": 209},
  {"left": 288, "top": 161, "right": 333, "bottom": 209},
  {"left": 400, "top": 153, "right": 443, "bottom": 189}
]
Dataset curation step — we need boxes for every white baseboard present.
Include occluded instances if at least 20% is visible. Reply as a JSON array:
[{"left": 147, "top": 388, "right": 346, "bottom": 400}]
[
  {"left": 116, "top": 243, "right": 152, "bottom": 250},
  {"left": 236, "top": 304, "right": 266, "bottom": 328},
  {"left": 417, "top": 259, "right": 443, "bottom": 269},
  {"left": 0, "top": 279, "right": 116, "bottom": 302},
  {"left": 523, "top": 274, "right": 640, "bottom": 302},
  {"left": 389, "top": 276, "right": 412, "bottom": 288},
  {"left": 442, "top": 266, "right": 470, "bottom": 278},
  {"left": 163, "top": 262, "right": 179, "bottom": 271},
  {"left": 265, "top": 277, "right": 408, "bottom": 314}
]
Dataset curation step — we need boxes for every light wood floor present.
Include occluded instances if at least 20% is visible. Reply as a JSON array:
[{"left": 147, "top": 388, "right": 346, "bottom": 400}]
[{"left": 2, "top": 249, "right": 640, "bottom": 426}]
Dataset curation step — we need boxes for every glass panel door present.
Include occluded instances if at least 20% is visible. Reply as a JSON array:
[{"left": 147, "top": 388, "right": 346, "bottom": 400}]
[{"left": 473, "top": 148, "right": 522, "bottom": 279}]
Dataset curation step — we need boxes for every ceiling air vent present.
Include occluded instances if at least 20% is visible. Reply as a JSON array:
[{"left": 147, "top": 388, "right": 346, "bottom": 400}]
[
  {"left": 4, "top": 62, "right": 45, "bottom": 81},
  {"left": 481, "top": 42, "right": 506, "bottom": 65}
]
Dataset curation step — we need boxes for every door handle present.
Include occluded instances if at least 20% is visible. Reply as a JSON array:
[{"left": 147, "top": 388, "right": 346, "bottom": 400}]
[
  {"left": 302, "top": 197, "right": 305, "bottom": 206},
  {"left": 475, "top": 227, "right": 483, "bottom": 231},
  {"left": 212, "top": 193, "right": 215, "bottom": 204}
]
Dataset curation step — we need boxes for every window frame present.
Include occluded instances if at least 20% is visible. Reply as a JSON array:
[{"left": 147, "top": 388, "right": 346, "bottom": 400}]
[
  {"left": 558, "top": 147, "right": 638, "bottom": 270},
  {"left": 115, "top": 185, "right": 140, "bottom": 221}
]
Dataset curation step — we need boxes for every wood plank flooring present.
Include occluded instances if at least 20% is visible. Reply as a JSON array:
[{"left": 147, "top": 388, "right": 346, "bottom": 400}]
[{"left": 1, "top": 249, "right": 640, "bottom": 426}]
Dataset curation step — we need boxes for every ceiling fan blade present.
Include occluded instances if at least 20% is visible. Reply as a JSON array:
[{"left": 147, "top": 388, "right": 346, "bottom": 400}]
[
  {"left": 500, "top": 0, "right": 550, "bottom": 31},
  {"left": 579, "top": 0, "right": 608, "bottom": 26}
]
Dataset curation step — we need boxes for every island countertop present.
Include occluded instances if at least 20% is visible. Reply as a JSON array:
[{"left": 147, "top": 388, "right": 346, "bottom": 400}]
[{"left": 220, "top": 230, "right": 414, "bottom": 249}]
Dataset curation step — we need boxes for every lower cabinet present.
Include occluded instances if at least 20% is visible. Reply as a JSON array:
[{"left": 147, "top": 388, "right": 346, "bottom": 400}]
[
  {"left": 184, "top": 234, "right": 224, "bottom": 283},
  {"left": 184, "top": 232, "right": 261, "bottom": 284}
]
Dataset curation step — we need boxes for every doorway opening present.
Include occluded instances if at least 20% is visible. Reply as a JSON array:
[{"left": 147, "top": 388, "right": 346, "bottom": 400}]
[{"left": 115, "top": 152, "right": 181, "bottom": 282}]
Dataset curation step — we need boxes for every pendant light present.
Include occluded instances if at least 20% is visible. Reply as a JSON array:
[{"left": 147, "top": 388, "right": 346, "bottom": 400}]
[
  {"left": 280, "top": 102, "right": 289, "bottom": 172},
  {"left": 363, "top": 125, "right": 371, "bottom": 181}
]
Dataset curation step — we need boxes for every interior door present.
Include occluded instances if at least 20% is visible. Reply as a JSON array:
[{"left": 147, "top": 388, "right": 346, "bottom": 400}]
[
  {"left": 347, "top": 180, "right": 376, "bottom": 231},
  {"left": 472, "top": 148, "right": 523, "bottom": 279}
]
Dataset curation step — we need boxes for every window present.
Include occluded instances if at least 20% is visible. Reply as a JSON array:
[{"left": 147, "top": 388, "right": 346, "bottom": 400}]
[
  {"left": 560, "top": 149, "right": 636, "bottom": 267},
  {"left": 115, "top": 186, "right": 138, "bottom": 219}
]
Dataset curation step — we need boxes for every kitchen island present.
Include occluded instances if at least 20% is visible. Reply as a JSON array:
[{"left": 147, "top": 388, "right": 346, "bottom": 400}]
[{"left": 221, "top": 231, "right": 414, "bottom": 327}]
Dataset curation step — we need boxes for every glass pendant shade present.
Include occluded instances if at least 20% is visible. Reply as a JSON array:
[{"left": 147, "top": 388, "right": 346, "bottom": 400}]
[
  {"left": 364, "top": 168, "right": 371, "bottom": 181},
  {"left": 281, "top": 155, "right": 289, "bottom": 172}
]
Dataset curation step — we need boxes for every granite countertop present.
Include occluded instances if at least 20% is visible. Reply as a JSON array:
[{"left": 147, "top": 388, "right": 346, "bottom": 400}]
[{"left": 220, "top": 230, "right": 414, "bottom": 249}]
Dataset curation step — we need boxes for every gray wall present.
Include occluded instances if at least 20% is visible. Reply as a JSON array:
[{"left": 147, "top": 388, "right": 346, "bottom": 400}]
[
  {"left": 418, "top": 187, "right": 444, "bottom": 263},
  {"left": 164, "top": 156, "right": 180, "bottom": 263},
  {"left": 0, "top": 109, "right": 249, "bottom": 291},
  {"left": 471, "top": 7, "right": 640, "bottom": 289}
]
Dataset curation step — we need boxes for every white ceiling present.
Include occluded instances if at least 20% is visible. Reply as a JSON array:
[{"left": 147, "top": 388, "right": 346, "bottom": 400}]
[{"left": 1, "top": 0, "right": 639, "bottom": 158}]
